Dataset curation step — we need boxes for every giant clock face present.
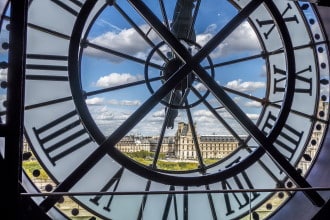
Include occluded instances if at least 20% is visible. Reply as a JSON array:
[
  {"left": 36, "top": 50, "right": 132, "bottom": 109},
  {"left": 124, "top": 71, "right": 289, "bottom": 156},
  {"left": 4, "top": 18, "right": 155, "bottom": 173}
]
[{"left": 5, "top": 0, "right": 329, "bottom": 219}]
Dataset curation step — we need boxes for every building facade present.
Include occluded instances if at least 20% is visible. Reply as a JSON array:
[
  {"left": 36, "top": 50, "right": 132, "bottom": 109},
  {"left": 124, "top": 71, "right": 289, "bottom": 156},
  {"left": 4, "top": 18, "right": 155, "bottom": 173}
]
[{"left": 116, "top": 122, "right": 242, "bottom": 160}]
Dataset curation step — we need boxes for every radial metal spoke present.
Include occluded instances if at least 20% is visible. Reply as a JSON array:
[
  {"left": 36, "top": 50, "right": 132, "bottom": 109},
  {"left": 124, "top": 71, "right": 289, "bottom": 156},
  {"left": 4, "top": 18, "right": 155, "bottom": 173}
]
[
  {"left": 196, "top": 61, "right": 324, "bottom": 206},
  {"left": 127, "top": 0, "right": 265, "bottom": 85},
  {"left": 85, "top": 41, "right": 163, "bottom": 69},
  {"left": 39, "top": 60, "right": 193, "bottom": 212},
  {"left": 158, "top": 0, "right": 170, "bottom": 29},
  {"left": 86, "top": 76, "right": 162, "bottom": 97},
  {"left": 220, "top": 85, "right": 266, "bottom": 103},
  {"left": 191, "top": 87, "right": 244, "bottom": 143},
  {"left": 269, "top": 102, "right": 329, "bottom": 124},
  {"left": 185, "top": 100, "right": 205, "bottom": 171},
  {"left": 194, "top": 0, "right": 323, "bottom": 206},
  {"left": 128, "top": 0, "right": 195, "bottom": 62},
  {"left": 205, "top": 52, "right": 268, "bottom": 70},
  {"left": 114, "top": 2, "right": 169, "bottom": 62},
  {"left": 152, "top": 91, "right": 178, "bottom": 168},
  {"left": 205, "top": 40, "right": 329, "bottom": 70}
]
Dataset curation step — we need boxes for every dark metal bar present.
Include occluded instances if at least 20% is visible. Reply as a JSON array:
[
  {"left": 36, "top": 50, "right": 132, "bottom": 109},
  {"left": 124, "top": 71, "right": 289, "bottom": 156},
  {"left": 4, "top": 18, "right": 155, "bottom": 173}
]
[
  {"left": 191, "top": 87, "right": 243, "bottom": 143},
  {"left": 39, "top": 0, "right": 192, "bottom": 210},
  {"left": 204, "top": 40, "right": 329, "bottom": 70},
  {"left": 187, "top": 0, "right": 200, "bottom": 40},
  {"left": 24, "top": 96, "right": 72, "bottom": 110},
  {"left": 22, "top": 186, "right": 330, "bottom": 197},
  {"left": 289, "top": 0, "right": 330, "bottom": 7},
  {"left": 205, "top": 185, "right": 218, "bottom": 220},
  {"left": 185, "top": 101, "right": 205, "bottom": 170},
  {"left": 86, "top": 76, "right": 162, "bottom": 97},
  {"left": 114, "top": 2, "right": 168, "bottom": 62},
  {"left": 0, "top": 124, "right": 7, "bottom": 136},
  {"left": 86, "top": 41, "right": 163, "bottom": 69},
  {"left": 130, "top": 0, "right": 324, "bottom": 207},
  {"left": 39, "top": 53, "right": 193, "bottom": 212},
  {"left": 158, "top": 0, "right": 170, "bottom": 29},
  {"left": 3, "top": 0, "right": 28, "bottom": 219},
  {"left": 151, "top": 94, "right": 175, "bottom": 168},
  {"left": 27, "top": 22, "right": 71, "bottom": 40}
]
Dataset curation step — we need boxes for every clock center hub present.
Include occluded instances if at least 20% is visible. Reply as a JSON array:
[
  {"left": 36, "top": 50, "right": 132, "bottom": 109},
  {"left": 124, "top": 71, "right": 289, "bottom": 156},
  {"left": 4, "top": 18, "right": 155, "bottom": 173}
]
[{"left": 162, "top": 58, "right": 194, "bottom": 91}]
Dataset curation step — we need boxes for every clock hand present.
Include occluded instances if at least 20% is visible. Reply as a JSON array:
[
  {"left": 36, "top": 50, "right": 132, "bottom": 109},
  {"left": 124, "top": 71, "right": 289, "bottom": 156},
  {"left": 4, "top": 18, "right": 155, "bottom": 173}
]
[
  {"left": 128, "top": 0, "right": 324, "bottom": 206},
  {"left": 171, "top": 0, "right": 197, "bottom": 41},
  {"left": 39, "top": 52, "right": 195, "bottom": 213},
  {"left": 152, "top": 88, "right": 190, "bottom": 168},
  {"left": 158, "top": 0, "right": 170, "bottom": 29},
  {"left": 162, "top": 0, "right": 197, "bottom": 128}
]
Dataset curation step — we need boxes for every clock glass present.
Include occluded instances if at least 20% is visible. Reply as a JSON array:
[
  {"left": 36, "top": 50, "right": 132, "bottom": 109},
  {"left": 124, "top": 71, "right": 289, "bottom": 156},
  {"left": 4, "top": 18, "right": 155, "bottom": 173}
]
[{"left": 1, "top": 0, "right": 328, "bottom": 219}]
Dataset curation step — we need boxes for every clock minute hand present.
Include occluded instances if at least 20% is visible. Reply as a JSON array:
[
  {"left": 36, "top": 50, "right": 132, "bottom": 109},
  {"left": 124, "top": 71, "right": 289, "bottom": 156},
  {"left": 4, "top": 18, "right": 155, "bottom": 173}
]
[
  {"left": 128, "top": 0, "right": 324, "bottom": 207},
  {"left": 164, "top": 0, "right": 196, "bottom": 128},
  {"left": 171, "top": 0, "right": 196, "bottom": 41}
]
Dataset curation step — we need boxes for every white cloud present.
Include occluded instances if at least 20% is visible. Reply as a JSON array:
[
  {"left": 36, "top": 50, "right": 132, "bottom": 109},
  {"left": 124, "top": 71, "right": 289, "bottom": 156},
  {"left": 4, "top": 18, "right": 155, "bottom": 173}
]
[
  {"left": 226, "top": 79, "right": 265, "bottom": 92},
  {"left": 108, "top": 99, "right": 141, "bottom": 106},
  {"left": 244, "top": 100, "right": 261, "bottom": 108},
  {"left": 120, "top": 100, "right": 141, "bottom": 106},
  {"left": 194, "top": 109, "right": 213, "bottom": 117},
  {"left": 152, "top": 109, "right": 165, "bottom": 118},
  {"left": 0, "top": 68, "right": 7, "bottom": 81},
  {"left": 85, "top": 20, "right": 259, "bottom": 63},
  {"left": 86, "top": 97, "right": 141, "bottom": 107},
  {"left": 194, "top": 82, "right": 208, "bottom": 92},
  {"left": 197, "top": 21, "right": 260, "bottom": 58},
  {"left": 246, "top": 113, "right": 259, "bottom": 120},
  {"left": 85, "top": 24, "right": 160, "bottom": 63},
  {"left": 193, "top": 109, "right": 216, "bottom": 123},
  {"left": 95, "top": 72, "right": 143, "bottom": 88},
  {"left": 87, "top": 105, "right": 133, "bottom": 135},
  {"left": 86, "top": 97, "right": 105, "bottom": 105},
  {"left": 108, "top": 99, "right": 119, "bottom": 105}
]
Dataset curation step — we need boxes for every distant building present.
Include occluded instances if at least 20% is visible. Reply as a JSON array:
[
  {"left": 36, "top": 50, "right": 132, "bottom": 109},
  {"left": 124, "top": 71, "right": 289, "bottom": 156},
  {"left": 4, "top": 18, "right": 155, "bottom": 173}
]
[
  {"left": 116, "top": 122, "right": 242, "bottom": 160},
  {"left": 174, "top": 122, "right": 240, "bottom": 160},
  {"left": 116, "top": 135, "right": 150, "bottom": 153}
]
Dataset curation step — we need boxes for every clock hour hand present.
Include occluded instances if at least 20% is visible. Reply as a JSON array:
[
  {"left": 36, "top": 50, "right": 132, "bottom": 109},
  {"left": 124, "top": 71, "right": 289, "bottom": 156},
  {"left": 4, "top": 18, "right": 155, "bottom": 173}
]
[
  {"left": 129, "top": 0, "right": 324, "bottom": 206},
  {"left": 164, "top": 0, "right": 196, "bottom": 128},
  {"left": 171, "top": 0, "right": 196, "bottom": 41}
]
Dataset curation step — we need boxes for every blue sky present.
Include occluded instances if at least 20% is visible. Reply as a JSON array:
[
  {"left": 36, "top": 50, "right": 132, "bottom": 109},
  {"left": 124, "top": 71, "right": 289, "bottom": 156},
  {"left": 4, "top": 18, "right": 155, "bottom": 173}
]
[
  {"left": 1, "top": 1, "right": 327, "bottom": 139},
  {"left": 81, "top": 1, "right": 266, "bottom": 137}
]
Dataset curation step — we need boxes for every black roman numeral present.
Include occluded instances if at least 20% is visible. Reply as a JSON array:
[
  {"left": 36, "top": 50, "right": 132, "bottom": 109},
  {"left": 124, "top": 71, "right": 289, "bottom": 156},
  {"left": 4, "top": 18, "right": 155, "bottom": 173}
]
[
  {"left": 50, "top": 0, "right": 83, "bottom": 16},
  {"left": 205, "top": 185, "right": 218, "bottom": 220},
  {"left": 137, "top": 180, "right": 152, "bottom": 220},
  {"left": 222, "top": 157, "right": 260, "bottom": 216},
  {"left": 26, "top": 54, "right": 68, "bottom": 72},
  {"left": 89, "top": 167, "right": 124, "bottom": 212},
  {"left": 255, "top": 3, "right": 299, "bottom": 39},
  {"left": 261, "top": 112, "right": 303, "bottom": 161},
  {"left": 28, "top": 22, "right": 71, "bottom": 40},
  {"left": 33, "top": 110, "right": 92, "bottom": 165},
  {"left": 273, "top": 65, "right": 313, "bottom": 95},
  {"left": 183, "top": 186, "right": 188, "bottom": 220},
  {"left": 162, "top": 186, "right": 179, "bottom": 220}
]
